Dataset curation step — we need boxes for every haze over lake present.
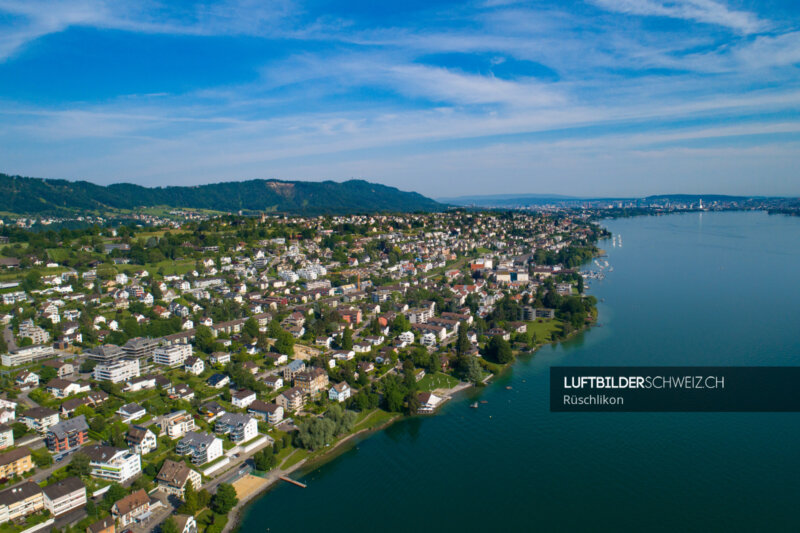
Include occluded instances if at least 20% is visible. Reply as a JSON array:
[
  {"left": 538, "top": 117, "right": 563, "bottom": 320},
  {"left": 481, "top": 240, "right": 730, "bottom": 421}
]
[{"left": 240, "top": 210, "right": 800, "bottom": 533}]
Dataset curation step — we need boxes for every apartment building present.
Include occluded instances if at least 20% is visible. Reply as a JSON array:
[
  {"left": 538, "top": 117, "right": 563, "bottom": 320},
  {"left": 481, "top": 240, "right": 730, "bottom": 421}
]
[
  {"left": 214, "top": 413, "right": 258, "bottom": 443},
  {"left": 153, "top": 344, "right": 192, "bottom": 368},
  {"left": 94, "top": 358, "right": 140, "bottom": 383},
  {"left": 161, "top": 410, "right": 196, "bottom": 439},
  {"left": 176, "top": 432, "right": 223, "bottom": 466},
  {"left": 84, "top": 445, "right": 142, "bottom": 483},
  {"left": 0, "top": 447, "right": 33, "bottom": 478},
  {"left": 42, "top": 476, "right": 86, "bottom": 517},
  {"left": 45, "top": 415, "right": 89, "bottom": 453}
]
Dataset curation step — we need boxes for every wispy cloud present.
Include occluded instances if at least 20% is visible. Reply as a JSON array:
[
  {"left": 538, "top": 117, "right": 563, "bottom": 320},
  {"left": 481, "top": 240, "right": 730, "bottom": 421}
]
[
  {"left": 587, "top": 0, "right": 767, "bottom": 34},
  {"left": 0, "top": 0, "right": 798, "bottom": 195}
]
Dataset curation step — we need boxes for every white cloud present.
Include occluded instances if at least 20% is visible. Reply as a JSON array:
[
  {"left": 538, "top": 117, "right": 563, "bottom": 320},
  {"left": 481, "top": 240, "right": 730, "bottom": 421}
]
[{"left": 588, "top": 0, "right": 767, "bottom": 34}]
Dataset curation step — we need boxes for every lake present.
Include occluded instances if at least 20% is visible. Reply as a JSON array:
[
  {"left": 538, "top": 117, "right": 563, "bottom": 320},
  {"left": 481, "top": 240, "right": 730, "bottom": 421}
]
[{"left": 239, "top": 210, "right": 800, "bottom": 533}]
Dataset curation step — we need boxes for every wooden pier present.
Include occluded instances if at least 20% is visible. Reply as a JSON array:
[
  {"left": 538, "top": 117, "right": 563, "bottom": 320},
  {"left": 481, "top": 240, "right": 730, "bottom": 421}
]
[{"left": 279, "top": 476, "right": 307, "bottom": 488}]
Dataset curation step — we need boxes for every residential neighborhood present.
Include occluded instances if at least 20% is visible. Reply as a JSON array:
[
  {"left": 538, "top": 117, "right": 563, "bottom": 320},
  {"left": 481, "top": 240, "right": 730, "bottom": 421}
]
[{"left": 0, "top": 210, "right": 601, "bottom": 532}]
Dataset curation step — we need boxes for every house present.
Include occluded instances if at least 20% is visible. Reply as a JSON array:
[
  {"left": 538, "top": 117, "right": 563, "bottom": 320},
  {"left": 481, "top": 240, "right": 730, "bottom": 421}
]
[
  {"left": 283, "top": 360, "right": 306, "bottom": 381},
  {"left": 124, "top": 375, "right": 156, "bottom": 392},
  {"left": 176, "top": 432, "right": 223, "bottom": 465},
  {"left": 84, "top": 445, "right": 142, "bottom": 483},
  {"left": 21, "top": 407, "right": 60, "bottom": 433},
  {"left": 209, "top": 352, "right": 231, "bottom": 365},
  {"left": 169, "top": 384, "right": 195, "bottom": 401},
  {"left": 127, "top": 426, "right": 157, "bottom": 455},
  {"left": 263, "top": 375, "right": 283, "bottom": 390},
  {"left": 353, "top": 342, "right": 372, "bottom": 354},
  {"left": 0, "top": 481, "right": 44, "bottom": 524},
  {"left": 42, "top": 476, "right": 86, "bottom": 517},
  {"left": 276, "top": 387, "right": 305, "bottom": 412},
  {"left": 247, "top": 401, "right": 284, "bottom": 425},
  {"left": 231, "top": 389, "right": 256, "bottom": 409},
  {"left": 45, "top": 378, "right": 90, "bottom": 399},
  {"left": 331, "top": 350, "right": 355, "bottom": 361},
  {"left": 42, "top": 360, "right": 75, "bottom": 379},
  {"left": 174, "top": 514, "right": 198, "bottom": 533},
  {"left": 15, "top": 371, "right": 39, "bottom": 389},
  {"left": 417, "top": 392, "right": 444, "bottom": 414},
  {"left": 264, "top": 353, "right": 288, "bottom": 366},
  {"left": 0, "top": 401, "right": 15, "bottom": 426},
  {"left": 0, "top": 447, "right": 34, "bottom": 478},
  {"left": 358, "top": 361, "right": 375, "bottom": 374},
  {"left": 199, "top": 402, "right": 226, "bottom": 422},
  {"left": 155, "top": 459, "right": 201, "bottom": 498},
  {"left": 86, "top": 516, "right": 116, "bottom": 533},
  {"left": 295, "top": 368, "right": 329, "bottom": 396},
  {"left": 329, "top": 382, "right": 351, "bottom": 403},
  {"left": 112, "top": 489, "right": 151, "bottom": 527},
  {"left": 215, "top": 413, "right": 258, "bottom": 443},
  {"left": 116, "top": 403, "right": 146, "bottom": 423},
  {"left": 0, "top": 426, "right": 11, "bottom": 451},
  {"left": 161, "top": 411, "right": 196, "bottom": 439},
  {"left": 207, "top": 373, "right": 230, "bottom": 389},
  {"left": 45, "top": 415, "right": 89, "bottom": 453},
  {"left": 184, "top": 356, "right": 205, "bottom": 376}
]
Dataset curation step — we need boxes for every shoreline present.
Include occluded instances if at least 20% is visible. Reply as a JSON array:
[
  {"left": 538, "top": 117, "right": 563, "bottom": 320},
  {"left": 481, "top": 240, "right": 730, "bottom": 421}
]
[
  {"left": 223, "top": 321, "right": 594, "bottom": 533},
  {"left": 223, "top": 413, "right": 401, "bottom": 533}
]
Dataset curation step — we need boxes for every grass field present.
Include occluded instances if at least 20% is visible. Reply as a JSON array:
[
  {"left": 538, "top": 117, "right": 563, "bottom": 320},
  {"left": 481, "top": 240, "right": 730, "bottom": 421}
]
[
  {"left": 418, "top": 372, "right": 460, "bottom": 392},
  {"left": 526, "top": 318, "right": 563, "bottom": 341}
]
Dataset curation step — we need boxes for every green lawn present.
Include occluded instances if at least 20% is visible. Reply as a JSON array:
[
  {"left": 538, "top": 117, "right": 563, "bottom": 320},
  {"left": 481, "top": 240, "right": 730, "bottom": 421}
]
[
  {"left": 526, "top": 319, "right": 563, "bottom": 342},
  {"left": 417, "top": 372, "right": 460, "bottom": 392},
  {"left": 354, "top": 409, "right": 397, "bottom": 431}
]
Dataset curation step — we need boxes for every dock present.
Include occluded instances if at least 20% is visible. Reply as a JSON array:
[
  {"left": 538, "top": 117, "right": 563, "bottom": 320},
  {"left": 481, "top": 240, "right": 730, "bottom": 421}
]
[{"left": 279, "top": 476, "right": 307, "bottom": 488}]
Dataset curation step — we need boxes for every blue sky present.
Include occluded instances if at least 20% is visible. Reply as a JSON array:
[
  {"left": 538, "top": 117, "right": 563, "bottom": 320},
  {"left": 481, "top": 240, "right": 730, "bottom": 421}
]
[{"left": 1, "top": 0, "right": 799, "bottom": 198}]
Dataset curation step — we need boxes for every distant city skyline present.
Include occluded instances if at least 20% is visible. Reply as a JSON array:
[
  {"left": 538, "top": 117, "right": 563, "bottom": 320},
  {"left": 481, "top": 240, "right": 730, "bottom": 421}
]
[{"left": 1, "top": 0, "right": 799, "bottom": 198}]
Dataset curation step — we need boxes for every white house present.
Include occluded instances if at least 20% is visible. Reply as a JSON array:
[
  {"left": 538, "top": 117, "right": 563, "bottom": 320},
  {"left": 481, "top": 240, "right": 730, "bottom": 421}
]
[
  {"left": 231, "top": 389, "right": 256, "bottom": 409},
  {"left": 184, "top": 356, "right": 205, "bottom": 376},
  {"left": 328, "top": 382, "right": 351, "bottom": 403}
]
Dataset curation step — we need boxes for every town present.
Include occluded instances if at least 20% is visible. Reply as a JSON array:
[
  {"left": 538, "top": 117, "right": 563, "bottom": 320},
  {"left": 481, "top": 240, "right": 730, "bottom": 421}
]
[{"left": 0, "top": 210, "right": 603, "bottom": 533}]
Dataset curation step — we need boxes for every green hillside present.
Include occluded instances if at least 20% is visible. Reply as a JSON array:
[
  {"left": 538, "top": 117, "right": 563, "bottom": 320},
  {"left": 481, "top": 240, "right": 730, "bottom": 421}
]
[{"left": 0, "top": 174, "right": 442, "bottom": 216}]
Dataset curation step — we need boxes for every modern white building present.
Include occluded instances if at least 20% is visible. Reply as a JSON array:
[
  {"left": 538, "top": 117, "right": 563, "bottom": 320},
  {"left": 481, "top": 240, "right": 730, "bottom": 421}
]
[
  {"left": 154, "top": 344, "right": 192, "bottom": 368},
  {"left": 84, "top": 445, "right": 142, "bottom": 483},
  {"left": 176, "top": 431, "right": 223, "bottom": 465},
  {"left": 214, "top": 413, "right": 258, "bottom": 443},
  {"left": 94, "top": 358, "right": 140, "bottom": 383}
]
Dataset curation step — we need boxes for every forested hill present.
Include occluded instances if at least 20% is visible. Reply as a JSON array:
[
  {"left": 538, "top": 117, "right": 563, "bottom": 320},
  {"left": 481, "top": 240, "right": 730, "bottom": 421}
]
[{"left": 0, "top": 173, "right": 443, "bottom": 215}]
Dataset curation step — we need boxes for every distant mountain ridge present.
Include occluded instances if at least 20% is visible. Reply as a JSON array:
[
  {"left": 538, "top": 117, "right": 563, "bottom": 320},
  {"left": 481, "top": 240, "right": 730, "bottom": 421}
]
[
  {"left": 440, "top": 192, "right": 778, "bottom": 207},
  {"left": 0, "top": 173, "right": 443, "bottom": 215}
]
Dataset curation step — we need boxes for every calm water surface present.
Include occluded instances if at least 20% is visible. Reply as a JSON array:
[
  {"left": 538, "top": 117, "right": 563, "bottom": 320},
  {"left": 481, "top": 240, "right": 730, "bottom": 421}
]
[{"left": 239, "top": 211, "right": 800, "bottom": 533}]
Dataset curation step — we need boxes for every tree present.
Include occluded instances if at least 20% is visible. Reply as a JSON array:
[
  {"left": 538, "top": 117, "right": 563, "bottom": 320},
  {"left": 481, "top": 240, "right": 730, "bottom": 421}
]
[
  {"left": 460, "top": 356, "right": 483, "bottom": 384},
  {"left": 161, "top": 517, "right": 179, "bottom": 533},
  {"left": 89, "top": 416, "right": 106, "bottom": 434},
  {"left": 405, "top": 392, "right": 420, "bottom": 415},
  {"left": 211, "top": 483, "right": 238, "bottom": 514},
  {"left": 69, "top": 452, "right": 91, "bottom": 476},
  {"left": 485, "top": 335, "right": 513, "bottom": 364},
  {"left": 253, "top": 449, "right": 278, "bottom": 471},
  {"left": 243, "top": 317, "right": 259, "bottom": 338},
  {"left": 455, "top": 326, "right": 470, "bottom": 357},
  {"left": 179, "top": 480, "right": 199, "bottom": 514},
  {"left": 0, "top": 335, "right": 7, "bottom": 354},
  {"left": 340, "top": 328, "right": 353, "bottom": 350}
]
